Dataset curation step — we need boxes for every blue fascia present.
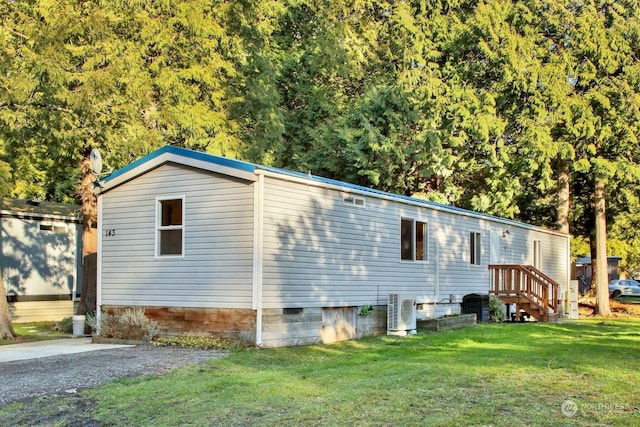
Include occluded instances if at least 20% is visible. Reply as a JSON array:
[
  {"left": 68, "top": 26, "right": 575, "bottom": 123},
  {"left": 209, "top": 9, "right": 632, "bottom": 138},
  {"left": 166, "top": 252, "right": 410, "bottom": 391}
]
[{"left": 102, "top": 145, "right": 256, "bottom": 184}]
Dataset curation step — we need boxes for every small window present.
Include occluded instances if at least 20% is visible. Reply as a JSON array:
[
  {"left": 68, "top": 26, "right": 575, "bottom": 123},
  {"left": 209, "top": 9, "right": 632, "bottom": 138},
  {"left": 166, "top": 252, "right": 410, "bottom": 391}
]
[
  {"left": 343, "top": 194, "right": 365, "bottom": 207},
  {"left": 470, "top": 231, "right": 481, "bottom": 265},
  {"left": 39, "top": 223, "right": 68, "bottom": 233},
  {"left": 157, "top": 197, "right": 184, "bottom": 257},
  {"left": 401, "top": 218, "right": 428, "bottom": 261}
]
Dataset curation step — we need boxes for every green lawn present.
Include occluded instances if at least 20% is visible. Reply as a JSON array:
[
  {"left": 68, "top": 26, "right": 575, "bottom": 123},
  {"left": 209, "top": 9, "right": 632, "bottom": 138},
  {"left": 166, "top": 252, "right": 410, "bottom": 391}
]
[
  {"left": 0, "top": 321, "right": 71, "bottom": 345},
  {"left": 615, "top": 296, "right": 640, "bottom": 304},
  {"left": 3, "top": 319, "right": 640, "bottom": 426}
]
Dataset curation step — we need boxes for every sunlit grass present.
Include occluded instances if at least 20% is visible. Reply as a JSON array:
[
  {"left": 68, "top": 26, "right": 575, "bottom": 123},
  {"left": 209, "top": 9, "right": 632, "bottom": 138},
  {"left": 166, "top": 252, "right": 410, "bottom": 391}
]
[
  {"left": 88, "top": 320, "right": 640, "bottom": 426},
  {"left": 1, "top": 319, "right": 639, "bottom": 426},
  {"left": 0, "top": 321, "right": 70, "bottom": 346}
]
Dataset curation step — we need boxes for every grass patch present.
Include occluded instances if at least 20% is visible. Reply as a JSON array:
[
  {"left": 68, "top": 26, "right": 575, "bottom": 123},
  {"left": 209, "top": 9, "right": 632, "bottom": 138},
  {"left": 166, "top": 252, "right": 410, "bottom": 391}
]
[
  {"left": 614, "top": 296, "right": 640, "bottom": 304},
  {"left": 0, "top": 321, "right": 71, "bottom": 346},
  {"left": 2, "top": 319, "right": 640, "bottom": 426},
  {"left": 153, "top": 335, "right": 240, "bottom": 350}
]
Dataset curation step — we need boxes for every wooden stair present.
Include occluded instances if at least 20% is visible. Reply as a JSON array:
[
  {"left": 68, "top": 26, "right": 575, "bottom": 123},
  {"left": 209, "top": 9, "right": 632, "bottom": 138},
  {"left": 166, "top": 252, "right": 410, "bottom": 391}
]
[{"left": 489, "top": 264, "right": 559, "bottom": 322}]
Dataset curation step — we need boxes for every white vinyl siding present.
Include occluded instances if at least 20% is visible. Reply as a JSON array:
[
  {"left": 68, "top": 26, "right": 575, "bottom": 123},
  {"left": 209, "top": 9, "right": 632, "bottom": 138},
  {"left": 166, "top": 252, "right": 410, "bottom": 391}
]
[
  {"left": 260, "top": 175, "right": 570, "bottom": 308},
  {"left": 261, "top": 177, "right": 438, "bottom": 309},
  {"left": 430, "top": 214, "right": 491, "bottom": 298},
  {"left": 100, "top": 164, "right": 254, "bottom": 309}
]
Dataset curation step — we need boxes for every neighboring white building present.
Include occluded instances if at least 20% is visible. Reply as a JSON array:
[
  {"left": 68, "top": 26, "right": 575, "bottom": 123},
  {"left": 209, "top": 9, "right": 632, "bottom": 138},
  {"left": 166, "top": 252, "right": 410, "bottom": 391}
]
[
  {"left": 96, "top": 146, "right": 570, "bottom": 347},
  {"left": 1, "top": 198, "right": 83, "bottom": 322}
]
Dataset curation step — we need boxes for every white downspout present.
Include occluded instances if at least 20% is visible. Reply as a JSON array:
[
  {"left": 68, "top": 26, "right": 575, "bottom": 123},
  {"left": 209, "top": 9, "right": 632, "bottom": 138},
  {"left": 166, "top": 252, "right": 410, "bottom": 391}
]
[
  {"left": 567, "top": 234, "right": 571, "bottom": 289},
  {"left": 434, "top": 226, "right": 440, "bottom": 300},
  {"left": 96, "top": 195, "right": 103, "bottom": 334},
  {"left": 252, "top": 172, "right": 265, "bottom": 347},
  {"left": 566, "top": 233, "right": 572, "bottom": 317}
]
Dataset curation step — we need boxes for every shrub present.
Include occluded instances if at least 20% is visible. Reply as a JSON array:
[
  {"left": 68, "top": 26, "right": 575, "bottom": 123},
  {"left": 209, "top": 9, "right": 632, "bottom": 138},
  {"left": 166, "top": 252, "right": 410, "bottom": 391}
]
[
  {"left": 359, "top": 305, "right": 374, "bottom": 316},
  {"left": 56, "top": 317, "right": 74, "bottom": 334},
  {"left": 489, "top": 295, "right": 506, "bottom": 323},
  {"left": 92, "top": 307, "right": 159, "bottom": 341}
]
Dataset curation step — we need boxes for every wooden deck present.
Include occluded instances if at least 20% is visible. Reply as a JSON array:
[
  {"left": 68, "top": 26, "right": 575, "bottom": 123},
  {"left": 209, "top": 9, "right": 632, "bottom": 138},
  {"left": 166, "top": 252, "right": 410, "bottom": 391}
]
[{"left": 489, "top": 265, "right": 559, "bottom": 322}]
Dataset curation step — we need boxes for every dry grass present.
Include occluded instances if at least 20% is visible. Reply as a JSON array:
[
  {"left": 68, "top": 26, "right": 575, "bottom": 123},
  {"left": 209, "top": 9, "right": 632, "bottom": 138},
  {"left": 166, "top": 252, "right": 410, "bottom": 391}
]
[{"left": 579, "top": 297, "right": 640, "bottom": 317}]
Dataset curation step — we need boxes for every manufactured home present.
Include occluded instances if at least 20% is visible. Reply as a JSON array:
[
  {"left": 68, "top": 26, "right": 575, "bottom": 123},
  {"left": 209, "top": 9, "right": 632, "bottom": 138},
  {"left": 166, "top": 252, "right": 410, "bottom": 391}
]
[
  {"left": 1, "top": 198, "right": 83, "bottom": 322},
  {"left": 96, "top": 146, "right": 570, "bottom": 347}
]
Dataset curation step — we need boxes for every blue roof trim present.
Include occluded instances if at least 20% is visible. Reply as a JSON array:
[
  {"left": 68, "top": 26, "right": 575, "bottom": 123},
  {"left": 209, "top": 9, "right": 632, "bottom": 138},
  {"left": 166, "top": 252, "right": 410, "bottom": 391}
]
[
  {"left": 104, "top": 145, "right": 560, "bottom": 233},
  {"left": 103, "top": 145, "right": 255, "bottom": 183}
]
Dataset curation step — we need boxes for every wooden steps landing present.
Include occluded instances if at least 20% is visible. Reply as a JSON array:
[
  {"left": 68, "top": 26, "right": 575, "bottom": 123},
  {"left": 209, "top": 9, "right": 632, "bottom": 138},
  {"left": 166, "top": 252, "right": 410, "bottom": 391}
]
[{"left": 489, "top": 264, "right": 559, "bottom": 322}]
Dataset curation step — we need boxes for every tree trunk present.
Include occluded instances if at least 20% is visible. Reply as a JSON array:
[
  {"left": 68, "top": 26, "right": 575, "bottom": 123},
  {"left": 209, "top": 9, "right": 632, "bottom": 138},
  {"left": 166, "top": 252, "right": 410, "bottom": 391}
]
[
  {"left": 76, "top": 235, "right": 97, "bottom": 316},
  {"left": 556, "top": 159, "right": 570, "bottom": 234},
  {"left": 589, "top": 229, "right": 597, "bottom": 296},
  {"left": 76, "top": 154, "right": 98, "bottom": 316},
  {"left": 593, "top": 178, "right": 611, "bottom": 316},
  {"left": 0, "top": 274, "right": 15, "bottom": 339}
]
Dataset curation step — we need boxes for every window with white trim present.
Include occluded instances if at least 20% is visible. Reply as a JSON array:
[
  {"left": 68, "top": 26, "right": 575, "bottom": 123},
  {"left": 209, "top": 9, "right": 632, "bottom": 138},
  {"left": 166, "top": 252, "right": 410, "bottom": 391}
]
[
  {"left": 401, "top": 218, "right": 428, "bottom": 261},
  {"left": 156, "top": 197, "right": 184, "bottom": 257},
  {"left": 343, "top": 194, "right": 365, "bottom": 207},
  {"left": 470, "top": 231, "right": 481, "bottom": 265},
  {"left": 39, "top": 222, "right": 68, "bottom": 233}
]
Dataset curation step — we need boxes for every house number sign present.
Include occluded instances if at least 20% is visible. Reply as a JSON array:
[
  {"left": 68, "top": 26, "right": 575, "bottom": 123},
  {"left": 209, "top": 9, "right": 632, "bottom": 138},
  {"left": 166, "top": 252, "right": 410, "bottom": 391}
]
[{"left": 104, "top": 229, "right": 116, "bottom": 237}]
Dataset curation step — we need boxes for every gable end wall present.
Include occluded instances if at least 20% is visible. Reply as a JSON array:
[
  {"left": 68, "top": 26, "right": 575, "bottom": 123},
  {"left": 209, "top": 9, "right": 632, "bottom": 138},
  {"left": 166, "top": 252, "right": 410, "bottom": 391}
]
[{"left": 99, "top": 164, "right": 255, "bottom": 309}]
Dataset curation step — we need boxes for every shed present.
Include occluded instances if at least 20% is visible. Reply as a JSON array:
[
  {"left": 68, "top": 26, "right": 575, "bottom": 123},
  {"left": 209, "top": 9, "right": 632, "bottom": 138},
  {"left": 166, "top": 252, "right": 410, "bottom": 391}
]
[
  {"left": 1, "top": 198, "right": 83, "bottom": 322},
  {"left": 96, "top": 146, "right": 571, "bottom": 347},
  {"left": 573, "top": 256, "right": 622, "bottom": 295}
]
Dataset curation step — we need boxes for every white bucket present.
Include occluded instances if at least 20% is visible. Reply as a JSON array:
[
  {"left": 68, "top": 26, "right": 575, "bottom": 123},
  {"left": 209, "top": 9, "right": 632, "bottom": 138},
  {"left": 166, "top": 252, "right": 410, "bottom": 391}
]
[{"left": 72, "top": 315, "right": 86, "bottom": 336}]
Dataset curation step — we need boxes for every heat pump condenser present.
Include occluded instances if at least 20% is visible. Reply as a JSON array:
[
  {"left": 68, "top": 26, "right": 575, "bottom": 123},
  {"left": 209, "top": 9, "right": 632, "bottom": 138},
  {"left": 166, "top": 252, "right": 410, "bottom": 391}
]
[{"left": 387, "top": 294, "right": 417, "bottom": 335}]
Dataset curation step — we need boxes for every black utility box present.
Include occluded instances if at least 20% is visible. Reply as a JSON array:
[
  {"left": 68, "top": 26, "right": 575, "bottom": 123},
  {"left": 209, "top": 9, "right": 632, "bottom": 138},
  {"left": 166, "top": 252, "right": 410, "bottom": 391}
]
[{"left": 462, "top": 293, "right": 489, "bottom": 322}]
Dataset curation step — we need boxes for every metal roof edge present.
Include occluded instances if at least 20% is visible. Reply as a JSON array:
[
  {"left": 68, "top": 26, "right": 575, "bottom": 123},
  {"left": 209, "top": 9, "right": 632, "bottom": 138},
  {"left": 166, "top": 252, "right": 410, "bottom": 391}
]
[
  {"left": 102, "top": 146, "right": 567, "bottom": 238},
  {"left": 0, "top": 198, "right": 82, "bottom": 222},
  {"left": 255, "top": 166, "right": 567, "bottom": 237},
  {"left": 100, "top": 146, "right": 257, "bottom": 192},
  {"left": 0, "top": 210, "right": 83, "bottom": 223}
]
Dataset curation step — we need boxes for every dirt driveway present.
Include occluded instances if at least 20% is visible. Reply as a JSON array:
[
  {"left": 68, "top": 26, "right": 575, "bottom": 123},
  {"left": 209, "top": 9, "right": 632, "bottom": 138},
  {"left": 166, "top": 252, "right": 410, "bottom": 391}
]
[{"left": 0, "top": 344, "right": 225, "bottom": 426}]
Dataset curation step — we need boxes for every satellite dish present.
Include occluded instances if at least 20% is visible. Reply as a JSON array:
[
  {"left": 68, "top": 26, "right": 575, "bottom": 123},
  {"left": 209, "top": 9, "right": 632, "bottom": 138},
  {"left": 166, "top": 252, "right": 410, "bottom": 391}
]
[{"left": 90, "top": 148, "right": 103, "bottom": 175}]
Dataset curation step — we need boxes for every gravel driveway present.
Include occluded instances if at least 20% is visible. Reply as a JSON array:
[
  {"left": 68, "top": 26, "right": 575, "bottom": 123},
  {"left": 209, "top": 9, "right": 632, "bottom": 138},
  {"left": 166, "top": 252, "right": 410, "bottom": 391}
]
[{"left": 0, "top": 344, "right": 226, "bottom": 408}]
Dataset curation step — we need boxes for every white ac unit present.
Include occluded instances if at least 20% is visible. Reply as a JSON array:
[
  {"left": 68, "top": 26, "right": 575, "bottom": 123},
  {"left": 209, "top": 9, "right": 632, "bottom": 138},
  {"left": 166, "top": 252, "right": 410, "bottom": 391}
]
[{"left": 387, "top": 294, "right": 417, "bottom": 335}]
